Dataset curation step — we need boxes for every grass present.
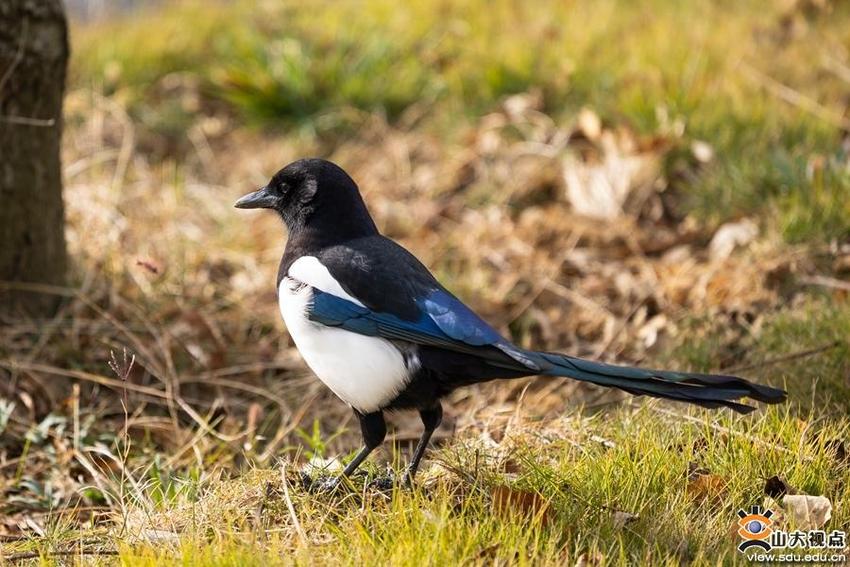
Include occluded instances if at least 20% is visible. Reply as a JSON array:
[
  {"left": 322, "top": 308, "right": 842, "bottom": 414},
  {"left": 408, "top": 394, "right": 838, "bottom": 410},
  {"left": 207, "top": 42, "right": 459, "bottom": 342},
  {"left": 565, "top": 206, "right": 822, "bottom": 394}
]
[
  {"left": 71, "top": 0, "right": 850, "bottom": 242},
  {"left": 2, "top": 0, "right": 850, "bottom": 564},
  {"left": 4, "top": 406, "right": 849, "bottom": 564}
]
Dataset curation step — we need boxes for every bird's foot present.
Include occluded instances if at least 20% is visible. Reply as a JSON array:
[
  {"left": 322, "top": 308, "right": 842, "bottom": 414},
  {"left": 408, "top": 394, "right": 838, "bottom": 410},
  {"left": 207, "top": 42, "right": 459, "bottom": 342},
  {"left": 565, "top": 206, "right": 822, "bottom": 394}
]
[
  {"left": 305, "top": 470, "right": 417, "bottom": 493},
  {"left": 368, "top": 469, "right": 418, "bottom": 491},
  {"left": 368, "top": 471, "right": 397, "bottom": 492},
  {"left": 305, "top": 474, "right": 345, "bottom": 494}
]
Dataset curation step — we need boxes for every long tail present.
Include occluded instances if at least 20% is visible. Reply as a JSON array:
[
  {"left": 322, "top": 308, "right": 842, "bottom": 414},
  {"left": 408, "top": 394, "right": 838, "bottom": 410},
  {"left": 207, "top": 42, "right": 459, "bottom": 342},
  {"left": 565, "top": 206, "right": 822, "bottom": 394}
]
[{"left": 527, "top": 351, "right": 786, "bottom": 413}]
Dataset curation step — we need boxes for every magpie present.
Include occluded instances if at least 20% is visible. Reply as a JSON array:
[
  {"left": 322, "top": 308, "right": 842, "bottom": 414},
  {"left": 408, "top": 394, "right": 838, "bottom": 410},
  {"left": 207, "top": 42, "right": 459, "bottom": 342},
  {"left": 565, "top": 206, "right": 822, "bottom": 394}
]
[{"left": 235, "top": 158, "right": 786, "bottom": 486}]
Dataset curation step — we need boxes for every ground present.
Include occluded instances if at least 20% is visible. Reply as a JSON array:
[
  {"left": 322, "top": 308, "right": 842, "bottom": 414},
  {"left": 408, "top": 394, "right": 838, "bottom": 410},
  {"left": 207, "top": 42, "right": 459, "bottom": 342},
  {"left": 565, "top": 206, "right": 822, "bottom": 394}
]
[{"left": 1, "top": 0, "right": 850, "bottom": 564}]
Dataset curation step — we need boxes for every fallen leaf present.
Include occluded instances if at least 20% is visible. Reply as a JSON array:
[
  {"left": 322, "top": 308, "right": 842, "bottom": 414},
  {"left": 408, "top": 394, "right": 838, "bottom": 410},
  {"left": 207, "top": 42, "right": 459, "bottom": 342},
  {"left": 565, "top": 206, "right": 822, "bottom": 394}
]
[
  {"left": 824, "top": 439, "right": 848, "bottom": 464},
  {"left": 780, "top": 494, "right": 832, "bottom": 529},
  {"left": 577, "top": 108, "right": 602, "bottom": 141},
  {"left": 764, "top": 475, "right": 792, "bottom": 499},
  {"left": 503, "top": 90, "right": 543, "bottom": 119},
  {"left": 687, "top": 462, "right": 710, "bottom": 479},
  {"left": 501, "top": 458, "right": 523, "bottom": 474},
  {"left": 563, "top": 133, "right": 661, "bottom": 220},
  {"left": 691, "top": 140, "right": 714, "bottom": 163},
  {"left": 589, "top": 435, "right": 616, "bottom": 449},
  {"left": 832, "top": 255, "right": 850, "bottom": 274},
  {"left": 692, "top": 437, "right": 709, "bottom": 454},
  {"left": 687, "top": 471, "right": 727, "bottom": 504},
  {"left": 764, "top": 492, "right": 833, "bottom": 531},
  {"left": 636, "top": 314, "right": 668, "bottom": 348},
  {"left": 23, "top": 518, "right": 44, "bottom": 537},
  {"left": 708, "top": 219, "right": 758, "bottom": 261},
  {"left": 491, "top": 485, "right": 552, "bottom": 525}
]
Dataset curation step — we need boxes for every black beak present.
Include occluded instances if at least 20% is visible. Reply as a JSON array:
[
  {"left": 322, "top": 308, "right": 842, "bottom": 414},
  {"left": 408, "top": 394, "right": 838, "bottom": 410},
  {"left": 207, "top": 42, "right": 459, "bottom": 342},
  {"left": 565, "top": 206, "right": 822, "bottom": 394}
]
[{"left": 234, "top": 186, "right": 276, "bottom": 209}]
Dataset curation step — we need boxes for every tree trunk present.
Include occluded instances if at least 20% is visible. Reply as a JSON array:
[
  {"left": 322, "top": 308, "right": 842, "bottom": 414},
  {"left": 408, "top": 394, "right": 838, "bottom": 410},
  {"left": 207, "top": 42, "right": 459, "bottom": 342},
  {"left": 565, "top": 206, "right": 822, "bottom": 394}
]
[{"left": 0, "top": 0, "right": 68, "bottom": 317}]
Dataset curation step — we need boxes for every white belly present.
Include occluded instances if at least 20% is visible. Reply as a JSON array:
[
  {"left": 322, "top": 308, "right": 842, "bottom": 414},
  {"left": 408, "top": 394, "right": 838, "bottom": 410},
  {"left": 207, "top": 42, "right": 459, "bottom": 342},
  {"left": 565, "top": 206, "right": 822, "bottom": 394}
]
[{"left": 278, "top": 277, "right": 411, "bottom": 413}]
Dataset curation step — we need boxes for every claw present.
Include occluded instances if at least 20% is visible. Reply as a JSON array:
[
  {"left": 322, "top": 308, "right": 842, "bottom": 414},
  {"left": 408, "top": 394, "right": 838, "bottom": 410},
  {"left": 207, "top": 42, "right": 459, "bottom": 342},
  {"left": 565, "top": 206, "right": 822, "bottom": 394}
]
[
  {"left": 369, "top": 472, "right": 397, "bottom": 492},
  {"left": 368, "top": 469, "right": 420, "bottom": 491},
  {"left": 306, "top": 474, "right": 344, "bottom": 494}
]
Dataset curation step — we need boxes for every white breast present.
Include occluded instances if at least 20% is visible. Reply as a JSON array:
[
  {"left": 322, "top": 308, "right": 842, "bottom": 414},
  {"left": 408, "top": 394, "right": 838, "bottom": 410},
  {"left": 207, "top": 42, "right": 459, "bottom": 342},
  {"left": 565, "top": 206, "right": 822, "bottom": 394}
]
[{"left": 278, "top": 256, "right": 413, "bottom": 413}]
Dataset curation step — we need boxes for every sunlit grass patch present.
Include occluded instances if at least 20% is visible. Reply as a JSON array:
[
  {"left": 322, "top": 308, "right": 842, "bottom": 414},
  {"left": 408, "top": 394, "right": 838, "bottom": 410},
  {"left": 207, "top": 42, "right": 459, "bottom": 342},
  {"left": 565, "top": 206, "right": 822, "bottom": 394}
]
[{"left": 10, "top": 405, "right": 844, "bottom": 565}]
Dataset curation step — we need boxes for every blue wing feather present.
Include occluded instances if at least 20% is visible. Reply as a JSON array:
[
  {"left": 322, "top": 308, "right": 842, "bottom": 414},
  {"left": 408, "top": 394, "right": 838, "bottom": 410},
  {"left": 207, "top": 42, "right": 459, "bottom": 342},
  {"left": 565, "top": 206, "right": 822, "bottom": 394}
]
[
  {"left": 419, "top": 289, "right": 503, "bottom": 346},
  {"left": 309, "top": 289, "right": 464, "bottom": 345},
  {"left": 308, "top": 288, "right": 541, "bottom": 371}
]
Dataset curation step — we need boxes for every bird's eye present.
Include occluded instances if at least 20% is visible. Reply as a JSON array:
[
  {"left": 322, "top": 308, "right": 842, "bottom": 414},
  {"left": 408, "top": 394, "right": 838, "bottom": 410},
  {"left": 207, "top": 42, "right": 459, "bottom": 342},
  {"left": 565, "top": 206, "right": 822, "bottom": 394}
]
[{"left": 272, "top": 182, "right": 288, "bottom": 196}]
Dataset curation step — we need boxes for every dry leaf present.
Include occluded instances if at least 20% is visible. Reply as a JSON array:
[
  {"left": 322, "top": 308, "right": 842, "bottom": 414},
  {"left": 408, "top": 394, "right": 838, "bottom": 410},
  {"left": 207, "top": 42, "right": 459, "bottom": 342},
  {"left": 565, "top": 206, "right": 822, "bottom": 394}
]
[
  {"left": 563, "top": 140, "right": 659, "bottom": 220},
  {"left": 636, "top": 314, "right": 668, "bottom": 348},
  {"left": 782, "top": 494, "right": 832, "bottom": 529},
  {"left": 501, "top": 458, "right": 523, "bottom": 474},
  {"left": 765, "top": 494, "right": 833, "bottom": 530},
  {"left": 577, "top": 108, "right": 602, "bottom": 141},
  {"left": 503, "top": 90, "right": 543, "bottom": 119},
  {"left": 832, "top": 255, "right": 850, "bottom": 274},
  {"left": 687, "top": 472, "right": 728, "bottom": 504},
  {"left": 691, "top": 140, "right": 714, "bottom": 163},
  {"left": 692, "top": 437, "right": 709, "bottom": 455},
  {"left": 824, "top": 439, "right": 848, "bottom": 464},
  {"left": 764, "top": 475, "right": 792, "bottom": 499},
  {"left": 708, "top": 218, "right": 758, "bottom": 261},
  {"left": 491, "top": 485, "right": 552, "bottom": 525}
]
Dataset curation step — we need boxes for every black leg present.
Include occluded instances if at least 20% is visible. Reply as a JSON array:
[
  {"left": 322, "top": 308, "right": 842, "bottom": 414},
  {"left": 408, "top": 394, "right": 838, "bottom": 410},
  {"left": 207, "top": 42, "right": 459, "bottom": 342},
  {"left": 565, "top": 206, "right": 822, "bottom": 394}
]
[
  {"left": 402, "top": 403, "right": 443, "bottom": 486},
  {"left": 341, "top": 409, "right": 386, "bottom": 477}
]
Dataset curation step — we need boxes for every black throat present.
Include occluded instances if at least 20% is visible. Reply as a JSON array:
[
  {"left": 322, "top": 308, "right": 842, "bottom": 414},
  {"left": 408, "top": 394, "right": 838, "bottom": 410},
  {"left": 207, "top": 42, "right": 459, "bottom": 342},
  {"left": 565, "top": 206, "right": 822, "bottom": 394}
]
[{"left": 277, "top": 180, "right": 380, "bottom": 284}]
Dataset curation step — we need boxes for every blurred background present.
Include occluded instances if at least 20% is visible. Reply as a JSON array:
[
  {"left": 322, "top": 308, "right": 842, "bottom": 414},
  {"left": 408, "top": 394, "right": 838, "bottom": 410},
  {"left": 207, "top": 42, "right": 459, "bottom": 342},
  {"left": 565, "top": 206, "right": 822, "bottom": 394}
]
[{"left": 2, "top": 0, "right": 850, "bottom": 557}]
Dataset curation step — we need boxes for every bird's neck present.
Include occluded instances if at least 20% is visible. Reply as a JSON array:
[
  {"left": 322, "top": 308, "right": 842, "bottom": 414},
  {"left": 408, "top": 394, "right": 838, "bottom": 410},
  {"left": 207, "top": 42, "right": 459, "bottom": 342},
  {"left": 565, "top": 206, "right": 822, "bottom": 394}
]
[
  {"left": 281, "top": 213, "right": 376, "bottom": 261},
  {"left": 289, "top": 222, "right": 375, "bottom": 249},
  {"left": 285, "top": 193, "right": 380, "bottom": 248},
  {"left": 278, "top": 220, "right": 375, "bottom": 287}
]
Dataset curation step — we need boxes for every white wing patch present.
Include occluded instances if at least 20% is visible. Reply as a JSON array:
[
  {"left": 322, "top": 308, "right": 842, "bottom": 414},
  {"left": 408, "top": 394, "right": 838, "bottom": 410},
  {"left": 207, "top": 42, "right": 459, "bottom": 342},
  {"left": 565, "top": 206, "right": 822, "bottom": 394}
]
[
  {"left": 288, "top": 255, "right": 365, "bottom": 307},
  {"left": 278, "top": 256, "right": 413, "bottom": 413}
]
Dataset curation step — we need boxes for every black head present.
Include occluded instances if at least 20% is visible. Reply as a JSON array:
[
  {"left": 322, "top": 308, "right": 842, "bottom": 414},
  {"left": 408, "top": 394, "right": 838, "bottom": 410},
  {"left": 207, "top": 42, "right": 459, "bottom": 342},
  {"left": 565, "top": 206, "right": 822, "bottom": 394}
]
[{"left": 235, "top": 158, "right": 378, "bottom": 240}]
